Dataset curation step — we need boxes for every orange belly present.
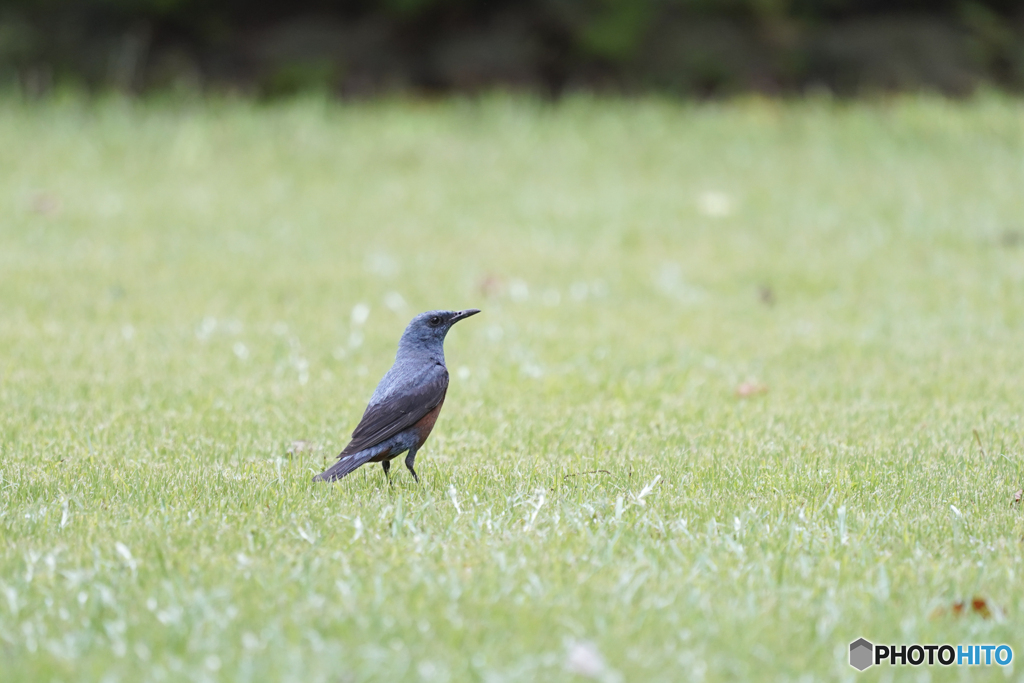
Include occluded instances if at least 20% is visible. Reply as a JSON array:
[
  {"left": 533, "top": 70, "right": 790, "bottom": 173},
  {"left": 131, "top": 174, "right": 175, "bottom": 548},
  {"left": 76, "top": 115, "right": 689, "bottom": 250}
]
[{"left": 414, "top": 395, "right": 446, "bottom": 447}]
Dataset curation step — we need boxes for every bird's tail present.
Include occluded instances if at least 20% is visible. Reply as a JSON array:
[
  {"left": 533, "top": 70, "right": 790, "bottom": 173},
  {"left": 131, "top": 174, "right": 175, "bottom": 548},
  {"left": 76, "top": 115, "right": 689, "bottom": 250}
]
[{"left": 312, "top": 451, "right": 374, "bottom": 483}]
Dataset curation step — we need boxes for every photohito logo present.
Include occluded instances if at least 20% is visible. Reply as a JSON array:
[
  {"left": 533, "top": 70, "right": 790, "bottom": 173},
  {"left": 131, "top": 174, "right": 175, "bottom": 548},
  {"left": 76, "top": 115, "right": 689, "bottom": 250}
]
[{"left": 849, "top": 638, "right": 1012, "bottom": 671}]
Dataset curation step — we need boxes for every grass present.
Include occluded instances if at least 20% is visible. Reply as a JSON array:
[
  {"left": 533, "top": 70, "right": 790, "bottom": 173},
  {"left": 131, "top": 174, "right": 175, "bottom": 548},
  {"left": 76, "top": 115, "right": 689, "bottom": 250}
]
[{"left": 1, "top": 92, "right": 1024, "bottom": 682}]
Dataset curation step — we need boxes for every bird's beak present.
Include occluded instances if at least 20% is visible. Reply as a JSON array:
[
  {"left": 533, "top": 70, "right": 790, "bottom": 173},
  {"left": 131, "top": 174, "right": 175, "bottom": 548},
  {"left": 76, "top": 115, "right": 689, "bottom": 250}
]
[{"left": 451, "top": 308, "right": 481, "bottom": 323}]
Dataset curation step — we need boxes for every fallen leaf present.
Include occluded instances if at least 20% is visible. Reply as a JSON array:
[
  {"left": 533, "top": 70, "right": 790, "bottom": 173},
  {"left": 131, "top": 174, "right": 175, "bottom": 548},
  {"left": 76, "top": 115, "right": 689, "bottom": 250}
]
[
  {"left": 971, "top": 597, "right": 992, "bottom": 618},
  {"left": 31, "top": 192, "right": 61, "bottom": 216},
  {"left": 477, "top": 274, "right": 503, "bottom": 298},
  {"left": 932, "top": 596, "right": 999, "bottom": 620},
  {"left": 736, "top": 382, "right": 768, "bottom": 398}
]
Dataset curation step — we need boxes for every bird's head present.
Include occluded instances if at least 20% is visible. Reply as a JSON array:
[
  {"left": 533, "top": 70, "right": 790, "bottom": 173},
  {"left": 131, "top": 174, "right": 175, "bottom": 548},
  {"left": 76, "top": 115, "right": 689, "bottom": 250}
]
[{"left": 399, "top": 309, "right": 480, "bottom": 354}]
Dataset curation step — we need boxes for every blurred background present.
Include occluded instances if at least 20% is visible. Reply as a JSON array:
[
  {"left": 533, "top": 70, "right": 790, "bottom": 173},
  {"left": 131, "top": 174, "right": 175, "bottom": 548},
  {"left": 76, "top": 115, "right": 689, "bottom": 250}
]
[
  {"left": 4, "top": 2, "right": 1024, "bottom": 679},
  {"left": 1, "top": 0, "right": 1023, "bottom": 99}
]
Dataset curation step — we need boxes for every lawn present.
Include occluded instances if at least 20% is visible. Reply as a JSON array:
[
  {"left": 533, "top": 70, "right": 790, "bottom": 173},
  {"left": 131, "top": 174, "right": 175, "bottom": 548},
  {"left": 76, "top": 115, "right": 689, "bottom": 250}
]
[{"left": 1, "top": 93, "right": 1023, "bottom": 682}]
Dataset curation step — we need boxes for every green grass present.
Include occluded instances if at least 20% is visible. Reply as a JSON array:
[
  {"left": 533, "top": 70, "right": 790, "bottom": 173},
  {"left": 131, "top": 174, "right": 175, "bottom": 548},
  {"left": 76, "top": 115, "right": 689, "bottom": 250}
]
[{"left": 2, "top": 93, "right": 1024, "bottom": 682}]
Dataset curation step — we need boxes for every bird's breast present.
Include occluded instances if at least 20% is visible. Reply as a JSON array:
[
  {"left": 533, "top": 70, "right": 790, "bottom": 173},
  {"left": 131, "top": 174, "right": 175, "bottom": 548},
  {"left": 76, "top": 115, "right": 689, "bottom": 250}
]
[{"left": 413, "top": 395, "right": 447, "bottom": 446}]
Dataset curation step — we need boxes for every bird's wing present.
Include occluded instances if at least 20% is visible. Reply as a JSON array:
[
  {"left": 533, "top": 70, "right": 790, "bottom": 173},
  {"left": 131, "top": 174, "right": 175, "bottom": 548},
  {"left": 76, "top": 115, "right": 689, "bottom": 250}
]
[{"left": 339, "top": 366, "right": 449, "bottom": 456}]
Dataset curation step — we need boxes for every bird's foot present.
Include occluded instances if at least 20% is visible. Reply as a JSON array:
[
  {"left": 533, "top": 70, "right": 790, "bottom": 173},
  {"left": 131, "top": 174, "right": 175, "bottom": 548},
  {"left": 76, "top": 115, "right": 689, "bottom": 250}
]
[{"left": 405, "top": 450, "right": 419, "bottom": 484}]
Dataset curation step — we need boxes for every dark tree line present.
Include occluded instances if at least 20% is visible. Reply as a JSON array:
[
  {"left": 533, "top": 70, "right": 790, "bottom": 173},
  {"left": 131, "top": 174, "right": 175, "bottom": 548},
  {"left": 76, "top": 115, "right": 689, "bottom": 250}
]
[{"left": 2, "top": 0, "right": 1023, "bottom": 96}]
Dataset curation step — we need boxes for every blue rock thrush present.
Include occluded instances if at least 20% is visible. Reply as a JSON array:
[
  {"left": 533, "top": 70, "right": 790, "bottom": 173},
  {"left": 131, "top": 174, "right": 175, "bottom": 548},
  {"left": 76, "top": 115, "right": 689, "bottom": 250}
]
[{"left": 313, "top": 309, "right": 480, "bottom": 483}]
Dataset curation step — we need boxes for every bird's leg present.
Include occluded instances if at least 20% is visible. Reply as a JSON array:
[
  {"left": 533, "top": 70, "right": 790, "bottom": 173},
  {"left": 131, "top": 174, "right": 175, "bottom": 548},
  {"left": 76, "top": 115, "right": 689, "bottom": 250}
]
[
  {"left": 405, "top": 447, "right": 420, "bottom": 483},
  {"left": 382, "top": 459, "right": 391, "bottom": 484}
]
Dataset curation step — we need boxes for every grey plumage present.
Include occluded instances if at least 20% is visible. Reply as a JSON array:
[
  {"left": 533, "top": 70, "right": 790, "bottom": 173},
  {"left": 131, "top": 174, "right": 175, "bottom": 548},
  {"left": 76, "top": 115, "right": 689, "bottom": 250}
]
[{"left": 313, "top": 308, "right": 480, "bottom": 483}]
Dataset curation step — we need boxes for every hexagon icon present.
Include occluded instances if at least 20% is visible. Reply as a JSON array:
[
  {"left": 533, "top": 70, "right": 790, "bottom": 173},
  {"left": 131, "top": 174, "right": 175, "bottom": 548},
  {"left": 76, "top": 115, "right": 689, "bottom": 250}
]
[{"left": 849, "top": 638, "right": 873, "bottom": 671}]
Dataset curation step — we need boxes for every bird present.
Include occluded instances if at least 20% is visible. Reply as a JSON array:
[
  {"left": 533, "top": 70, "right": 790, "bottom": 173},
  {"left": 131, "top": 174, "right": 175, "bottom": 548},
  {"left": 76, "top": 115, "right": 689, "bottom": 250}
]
[{"left": 313, "top": 308, "right": 480, "bottom": 483}]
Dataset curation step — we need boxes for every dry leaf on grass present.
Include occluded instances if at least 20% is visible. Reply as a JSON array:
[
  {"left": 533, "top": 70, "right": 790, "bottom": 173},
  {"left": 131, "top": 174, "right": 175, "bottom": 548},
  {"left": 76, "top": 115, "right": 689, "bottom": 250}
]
[
  {"left": 736, "top": 382, "right": 768, "bottom": 398},
  {"left": 930, "top": 596, "right": 999, "bottom": 620},
  {"left": 477, "top": 274, "right": 503, "bottom": 298},
  {"left": 31, "top": 192, "right": 61, "bottom": 216}
]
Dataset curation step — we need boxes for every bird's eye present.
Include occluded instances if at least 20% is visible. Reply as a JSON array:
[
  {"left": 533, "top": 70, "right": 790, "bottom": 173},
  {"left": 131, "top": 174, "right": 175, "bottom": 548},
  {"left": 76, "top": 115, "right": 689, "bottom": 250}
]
[{"left": 429, "top": 316, "right": 441, "bottom": 326}]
